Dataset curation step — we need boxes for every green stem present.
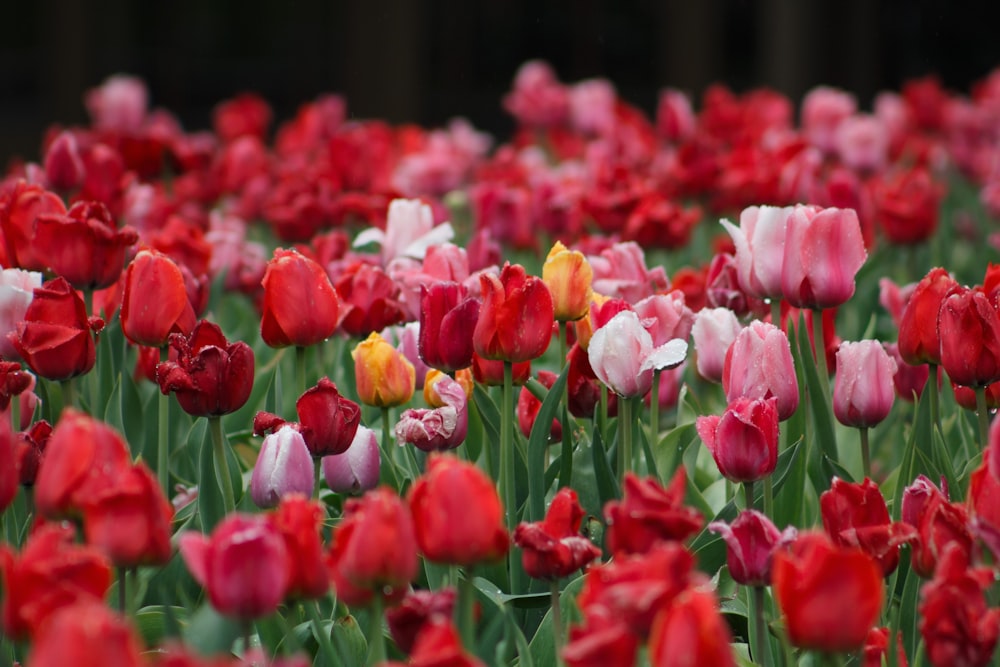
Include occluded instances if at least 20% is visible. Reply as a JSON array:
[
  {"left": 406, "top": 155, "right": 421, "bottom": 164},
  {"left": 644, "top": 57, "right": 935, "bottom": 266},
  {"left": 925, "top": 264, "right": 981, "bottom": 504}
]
[
  {"left": 559, "top": 323, "right": 573, "bottom": 489},
  {"left": 314, "top": 458, "right": 322, "bottom": 500},
  {"left": 975, "top": 385, "right": 990, "bottom": 451},
  {"left": 742, "top": 480, "right": 756, "bottom": 512},
  {"left": 859, "top": 427, "right": 872, "bottom": 479},
  {"left": 158, "top": 346, "right": 170, "bottom": 496},
  {"left": 117, "top": 566, "right": 127, "bottom": 613},
  {"left": 819, "top": 650, "right": 845, "bottom": 667},
  {"left": 457, "top": 568, "right": 476, "bottom": 650},
  {"left": 501, "top": 361, "right": 516, "bottom": 532},
  {"left": 551, "top": 581, "right": 564, "bottom": 667},
  {"left": 61, "top": 378, "right": 76, "bottom": 411},
  {"left": 210, "top": 416, "right": 236, "bottom": 515},
  {"left": 770, "top": 299, "right": 782, "bottom": 330},
  {"left": 750, "top": 586, "right": 771, "bottom": 666},
  {"left": 811, "top": 308, "right": 830, "bottom": 396},
  {"left": 367, "top": 595, "right": 386, "bottom": 665},
  {"left": 927, "top": 363, "right": 941, "bottom": 437},
  {"left": 296, "top": 345, "right": 307, "bottom": 398},
  {"left": 650, "top": 370, "right": 660, "bottom": 444},
  {"left": 617, "top": 395, "right": 633, "bottom": 485},
  {"left": 305, "top": 600, "right": 344, "bottom": 667},
  {"left": 762, "top": 475, "right": 774, "bottom": 519}
]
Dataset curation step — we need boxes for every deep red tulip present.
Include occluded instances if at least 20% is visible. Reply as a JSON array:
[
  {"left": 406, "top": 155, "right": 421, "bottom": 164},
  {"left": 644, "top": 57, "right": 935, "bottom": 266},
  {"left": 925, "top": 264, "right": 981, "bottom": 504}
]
[
  {"left": 870, "top": 166, "right": 943, "bottom": 245},
  {"left": 566, "top": 342, "right": 618, "bottom": 419},
  {"left": 0, "top": 419, "right": 16, "bottom": 519},
  {"left": 408, "top": 454, "right": 509, "bottom": 566},
  {"left": 405, "top": 618, "right": 486, "bottom": 667},
  {"left": 967, "top": 458, "right": 1000, "bottom": 539},
  {"left": 269, "top": 495, "right": 329, "bottom": 600},
  {"left": 563, "top": 608, "right": 639, "bottom": 667},
  {"left": 34, "top": 201, "right": 138, "bottom": 290},
  {"left": 781, "top": 205, "right": 867, "bottom": 309},
  {"left": 334, "top": 262, "right": 406, "bottom": 337},
  {"left": 897, "top": 268, "right": 960, "bottom": 366},
  {"left": 863, "top": 627, "right": 908, "bottom": 667},
  {"left": 34, "top": 409, "right": 133, "bottom": 520},
  {"left": 708, "top": 509, "right": 792, "bottom": 586},
  {"left": 820, "top": 477, "right": 917, "bottom": 576},
  {"left": 513, "top": 487, "right": 602, "bottom": 580},
  {"left": 0, "top": 180, "right": 65, "bottom": 271},
  {"left": 419, "top": 281, "right": 481, "bottom": 373},
  {"left": 937, "top": 288, "right": 1000, "bottom": 388},
  {"left": 474, "top": 262, "right": 554, "bottom": 363},
  {"left": 722, "top": 320, "right": 799, "bottom": 421},
  {"left": 214, "top": 92, "right": 272, "bottom": 142},
  {"left": 604, "top": 470, "right": 703, "bottom": 556},
  {"left": 328, "top": 487, "right": 418, "bottom": 603},
  {"left": 517, "top": 370, "right": 561, "bottom": 441},
  {"left": 179, "top": 513, "right": 290, "bottom": 619},
  {"left": 386, "top": 588, "right": 457, "bottom": 655},
  {"left": 10, "top": 277, "right": 102, "bottom": 381},
  {"left": 120, "top": 249, "right": 197, "bottom": 348},
  {"left": 28, "top": 601, "right": 145, "bottom": 667},
  {"left": 471, "top": 352, "right": 530, "bottom": 386},
  {"left": 0, "top": 522, "right": 111, "bottom": 640},
  {"left": 696, "top": 396, "right": 779, "bottom": 483},
  {"left": 772, "top": 531, "right": 883, "bottom": 652},
  {"left": 15, "top": 419, "right": 51, "bottom": 487},
  {"left": 647, "top": 588, "right": 737, "bottom": 667},
  {"left": 901, "top": 475, "right": 973, "bottom": 577},
  {"left": 43, "top": 130, "right": 86, "bottom": 192},
  {"left": 254, "top": 377, "right": 361, "bottom": 458},
  {"left": 0, "top": 361, "right": 32, "bottom": 410},
  {"left": 156, "top": 320, "right": 254, "bottom": 417},
  {"left": 260, "top": 248, "right": 340, "bottom": 348}
]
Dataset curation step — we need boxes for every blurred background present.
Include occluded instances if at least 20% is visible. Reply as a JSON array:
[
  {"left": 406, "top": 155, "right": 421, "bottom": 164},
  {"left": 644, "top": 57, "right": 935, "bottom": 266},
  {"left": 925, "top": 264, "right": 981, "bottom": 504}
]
[{"left": 4, "top": 0, "right": 1000, "bottom": 164}]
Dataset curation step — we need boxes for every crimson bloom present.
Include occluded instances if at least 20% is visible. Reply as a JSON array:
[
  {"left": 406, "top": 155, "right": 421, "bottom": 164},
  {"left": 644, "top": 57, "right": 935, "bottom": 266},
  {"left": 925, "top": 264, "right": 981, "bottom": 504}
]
[
  {"left": 260, "top": 248, "right": 340, "bottom": 348},
  {"left": 646, "top": 588, "right": 736, "bottom": 667},
  {"left": 897, "top": 268, "right": 960, "bottom": 366},
  {"left": 34, "top": 200, "right": 138, "bottom": 290},
  {"left": 708, "top": 509, "right": 793, "bottom": 586},
  {"left": 696, "top": 396, "right": 779, "bottom": 483},
  {"left": 0, "top": 180, "right": 65, "bottom": 271},
  {"left": 386, "top": 588, "right": 457, "bottom": 655},
  {"left": 120, "top": 249, "right": 197, "bottom": 348},
  {"left": 334, "top": 262, "right": 406, "bottom": 337},
  {"left": 28, "top": 601, "right": 145, "bottom": 667},
  {"left": 513, "top": 487, "right": 602, "bottom": 580},
  {"left": 155, "top": 320, "right": 255, "bottom": 417},
  {"left": 268, "top": 495, "right": 329, "bottom": 600},
  {"left": 902, "top": 475, "right": 973, "bottom": 577},
  {"left": 474, "top": 262, "right": 554, "bottom": 363},
  {"left": 937, "top": 287, "right": 1000, "bottom": 388},
  {"left": 517, "top": 370, "right": 561, "bottom": 441},
  {"left": 603, "top": 469, "right": 703, "bottom": 556},
  {"left": 870, "top": 166, "right": 943, "bottom": 245},
  {"left": 418, "top": 281, "right": 481, "bottom": 372},
  {"left": 10, "top": 277, "right": 103, "bottom": 381}
]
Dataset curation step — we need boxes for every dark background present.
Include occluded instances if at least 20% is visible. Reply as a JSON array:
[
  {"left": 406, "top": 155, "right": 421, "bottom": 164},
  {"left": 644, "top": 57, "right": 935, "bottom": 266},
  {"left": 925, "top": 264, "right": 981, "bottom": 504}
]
[{"left": 3, "top": 0, "right": 999, "bottom": 164}]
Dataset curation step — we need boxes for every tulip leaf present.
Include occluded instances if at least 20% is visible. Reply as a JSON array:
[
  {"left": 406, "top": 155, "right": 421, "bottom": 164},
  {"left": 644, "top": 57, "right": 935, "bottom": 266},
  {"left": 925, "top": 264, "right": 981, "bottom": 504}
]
[
  {"left": 638, "top": 426, "right": 658, "bottom": 480},
  {"left": 182, "top": 603, "right": 243, "bottom": 655},
  {"left": 527, "top": 366, "right": 569, "bottom": 523},
  {"left": 652, "top": 422, "right": 697, "bottom": 485},
  {"left": 795, "top": 315, "right": 839, "bottom": 465},
  {"left": 473, "top": 385, "right": 501, "bottom": 477},
  {"left": 331, "top": 613, "right": 367, "bottom": 667},
  {"left": 133, "top": 605, "right": 189, "bottom": 649},
  {"left": 821, "top": 453, "right": 855, "bottom": 485},
  {"left": 590, "top": 425, "right": 620, "bottom": 507},
  {"left": 194, "top": 418, "right": 225, "bottom": 531},
  {"left": 526, "top": 575, "right": 585, "bottom": 667}
]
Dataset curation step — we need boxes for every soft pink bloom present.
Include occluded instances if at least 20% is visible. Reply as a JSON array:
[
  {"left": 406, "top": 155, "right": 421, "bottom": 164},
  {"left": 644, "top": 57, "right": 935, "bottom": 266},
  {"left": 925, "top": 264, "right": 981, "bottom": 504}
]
[
  {"left": 708, "top": 510, "right": 795, "bottom": 586},
  {"left": 723, "top": 320, "right": 799, "bottom": 421},
  {"left": 834, "top": 341, "right": 898, "bottom": 428},
  {"left": 878, "top": 277, "right": 918, "bottom": 327},
  {"left": 656, "top": 89, "right": 696, "bottom": 142},
  {"left": 395, "top": 372, "right": 468, "bottom": 452},
  {"left": 835, "top": 114, "right": 889, "bottom": 172},
  {"left": 394, "top": 322, "right": 432, "bottom": 389},
  {"left": 84, "top": 74, "right": 148, "bottom": 133},
  {"left": 691, "top": 307, "right": 743, "bottom": 383},
  {"left": 721, "top": 205, "right": 793, "bottom": 301},
  {"left": 874, "top": 91, "right": 913, "bottom": 153},
  {"left": 322, "top": 426, "right": 380, "bottom": 495},
  {"left": 353, "top": 198, "right": 454, "bottom": 266},
  {"left": 250, "top": 425, "right": 315, "bottom": 508},
  {"left": 502, "top": 60, "right": 570, "bottom": 128},
  {"left": 588, "top": 310, "right": 687, "bottom": 398},
  {"left": 802, "top": 86, "right": 857, "bottom": 153},
  {"left": 588, "top": 242, "right": 669, "bottom": 304},
  {"left": 781, "top": 205, "right": 867, "bottom": 309},
  {"left": 569, "top": 79, "right": 617, "bottom": 136},
  {"left": 0, "top": 268, "right": 43, "bottom": 360},
  {"left": 697, "top": 396, "right": 780, "bottom": 483},
  {"left": 633, "top": 292, "right": 694, "bottom": 346}
]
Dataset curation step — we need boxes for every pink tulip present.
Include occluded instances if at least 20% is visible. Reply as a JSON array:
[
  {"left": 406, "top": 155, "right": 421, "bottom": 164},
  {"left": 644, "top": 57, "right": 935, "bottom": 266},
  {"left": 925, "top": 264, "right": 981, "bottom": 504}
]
[
  {"left": 395, "top": 373, "right": 468, "bottom": 452},
  {"left": 834, "top": 114, "right": 889, "bottom": 172},
  {"left": 588, "top": 242, "right": 669, "bottom": 304},
  {"left": 802, "top": 86, "right": 857, "bottom": 153},
  {"left": 250, "top": 425, "right": 315, "bottom": 508},
  {"left": 691, "top": 308, "right": 743, "bottom": 383},
  {"left": 833, "top": 341, "right": 898, "bottom": 428},
  {"left": 723, "top": 320, "right": 799, "bottom": 420},
  {"left": 322, "top": 426, "right": 380, "bottom": 495},
  {"left": 708, "top": 510, "right": 795, "bottom": 586},
  {"left": 720, "top": 205, "right": 794, "bottom": 301},
  {"left": 697, "top": 396, "right": 780, "bottom": 483},
  {"left": 0, "top": 268, "right": 43, "bottom": 360},
  {"left": 633, "top": 292, "right": 694, "bottom": 345},
  {"left": 588, "top": 310, "right": 688, "bottom": 398},
  {"left": 781, "top": 205, "right": 867, "bottom": 309}
]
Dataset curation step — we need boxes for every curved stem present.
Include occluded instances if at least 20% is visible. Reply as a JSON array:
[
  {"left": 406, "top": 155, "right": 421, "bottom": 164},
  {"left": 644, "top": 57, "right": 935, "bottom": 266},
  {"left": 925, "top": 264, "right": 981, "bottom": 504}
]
[
  {"left": 976, "top": 385, "right": 990, "bottom": 451},
  {"left": 859, "top": 427, "right": 872, "bottom": 479},
  {"left": 617, "top": 395, "right": 633, "bottom": 484},
  {"left": 210, "top": 416, "right": 236, "bottom": 515},
  {"left": 305, "top": 600, "right": 344, "bottom": 666}
]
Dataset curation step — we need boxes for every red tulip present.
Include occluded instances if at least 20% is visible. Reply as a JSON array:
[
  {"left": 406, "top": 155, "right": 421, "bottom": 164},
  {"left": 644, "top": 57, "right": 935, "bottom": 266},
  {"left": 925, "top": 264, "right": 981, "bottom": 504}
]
[
  {"left": 870, "top": 166, "right": 943, "bottom": 245},
  {"left": 28, "top": 601, "right": 145, "bottom": 667},
  {"left": 255, "top": 377, "right": 361, "bottom": 457},
  {"left": 863, "top": 627, "right": 909, "bottom": 667},
  {"left": 419, "top": 281, "right": 481, "bottom": 373},
  {"left": 179, "top": 513, "right": 290, "bottom": 619},
  {"left": 517, "top": 370, "right": 561, "bottom": 441},
  {"left": 772, "top": 531, "right": 884, "bottom": 652},
  {"left": 0, "top": 418, "right": 15, "bottom": 514},
  {"left": 781, "top": 205, "right": 867, "bottom": 309},
  {"left": 260, "top": 248, "right": 340, "bottom": 348},
  {"left": 471, "top": 352, "right": 530, "bottom": 386},
  {"left": 408, "top": 454, "right": 509, "bottom": 566},
  {"left": 43, "top": 130, "right": 86, "bottom": 191},
  {"left": 0, "top": 522, "right": 111, "bottom": 640},
  {"left": 696, "top": 396, "right": 779, "bottom": 483},
  {"left": 120, "top": 249, "right": 197, "bottom": 348},
  {"left": 386, "top": 588, "right": 457, "bottom": 655},
  {"left": 404, "top": 618, "right": 486, "bottom": 667},
  {"left": 474, "top": 262, "right": 554, "bottom": 363},
  {"left": 34, "top": 200, "right": 138, "bottom": 290},
  {"left": 897, "top": 268, "right": 960, "bottom": 366},
  {"left": 334, "top": 262, "right": 406, "bottom": 337},
  {"left": 563, "top": 608, "right": 638, "bottom": 667},
  {"left": 901, "top": 475, "right": 973, "bottom": 577},
  {"left": 708, "top": 509, "right": 792, "bottom": 586},
  {"left": 0, "top": 180, "right": 65, "bottom": 271},
  {"left": 269, "top": 495, "right": 329, "bottom": 600},
  {"left": 647, "top": 588, "right": 736, "bottom": 667},
  {"left": 513, "top": 487, "right": 602, "bottom": 580},
  {"left": 156, "top": 320, "right": 255, "bottom": 417},
  {"left": 15, "top": 419, "right": 51, "bottom": 487},
  {"left": 603, "top": 470, "right": 703, "bottom": 556},
  {"left": 10, "top": 277, "right": 102, "bottom": 381},
  {"left": 937, "top": 288, "right": 1000, "bottom": 388}
]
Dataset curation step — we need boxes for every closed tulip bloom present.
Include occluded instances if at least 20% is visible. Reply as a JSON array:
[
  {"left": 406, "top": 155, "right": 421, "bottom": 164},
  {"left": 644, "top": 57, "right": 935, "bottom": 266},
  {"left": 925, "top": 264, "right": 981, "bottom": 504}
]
[
  {"left": 120, "top": 249, "right": 197, "bottom": 347},
  {"left": 179, "top": 513, "right": 290, "bottom": 619},
  {"left": 386, "top": 588, "right": 457, "bottom": 655},
  {"left": 395, "top": 372, "right": 468, "bottom": 452},
  {"left": 709, "top": 510, "right": 793, "bottom": 587},
  {"left": 781, "top": 205, "right": 867, "bottom": 309},
  {"left": 517, "top": 370, "right": 561, "bottom": 441},
  {"left": 772, "top": 531, "right": 883, "bottom": 653},
  {"left": 834, "top": 340, "right": 898, "bottom": 427},
  {"left": 43, "top": 130, "right": 86, "bottom": 191},
  {"left": 513, "top": 487, "right": 602, "bottom": 580},
  {"left": 588, "top": 310, "right": 687, "bottom": 398},
  {"left": 938, "top": 288, "right": 1000, "bottom": 388},
  {"left": 418, "top": 282, "right": 480, "bottom": 372},
  {"left": 474, "top": 262, "right": 554, "bottom": 363},
  {"left": 34, "top": 201, "right": 139, "bottom": 290},
  {"left": 647, "top": 588, "right": 737, "bottom": 667},
  {"left": 723, "top": 320, "right": 799, "bottom": 421},
  {"left": 29, "top": 601, "right": 145, "bottom": 667},
  {"left": 250, "top": 425, "right": 315, "bottom": 508},
  {"left": 691, "top": 307, "right": 742, "bottom": 383},
  {"left": 155, "top": 320, "right": 255, "bottom": 417},
  {"left": 697, "top": 396, "right": 780, "bottom": 483},
  {"left": 604, "top": 470, "right": 703, "bottom": 556},
  {"left": 10, "top": 277, "right": 102, "bottom": 381},
  {"left": 322, "top": 426, "right": 380, "bottom": 495},
  {"left": 408, "top": 454, "right": 509, "bottom": 566},
  {"left": 721, "top": 205, "right": 793, "bottom": 301},
  {"left": 404, "top": 618, "right": 486, "bottom": 667},
  {"left": 901, "top": 475, "right": 973, "bottom": 577},
  {"left": 260, "top": 248, "right": 340, "bottom": 348},
  {"left": 353, "top": 331, "right": 416, "bottom": 408},
  {"left": 542, "top": 241, "right": 593, "bottom": 322},
  {"left": 269, "top": 495, "right": 329, "bottom": 600},
  {"left": 563, "top": 609, "right": 639, "bottom": 667},
  {"left": 0, "top": 180, "right": 66, "bottom": 271},
  {"left": 897, "top": 268, "right": 960, "bottom": 366},
  {"left": 0, "top": 268, "right": 42, "bottom": 360},
  {"left": 634, "top": 291, "right": 695, "bottom": 345}
]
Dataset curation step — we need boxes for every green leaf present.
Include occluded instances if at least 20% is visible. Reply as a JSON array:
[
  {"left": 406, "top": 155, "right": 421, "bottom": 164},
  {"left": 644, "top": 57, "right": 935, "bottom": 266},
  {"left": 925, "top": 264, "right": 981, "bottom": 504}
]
[
  {"left": 195, "top": 419, "right": 224, "bottom": 532},
  {"left": 182, "top": 603, "right": 242, "bottom": 655},
  {"left": 134, "top": 606, "right": 189, "bottom": 648},
  {"left": 526, "top": 575, "right": 586, "bottom": 667},
  {"left": 331, "top": 614, "right": 367, "bottom": 666},
  {"left": 473, "top": 385, "right": 501, "bottom": 478},
  {"left": 653, "top": 422, "right": 697, "bottom": 484},
  {"left": 795, "top": 317, "right": 839, "bottom": 464},
  {"left": 590, "top": 425, "right": 619, "bottom": 508},
  {"left": 527, "top": 367, "right": 569, "bottom": 523}
]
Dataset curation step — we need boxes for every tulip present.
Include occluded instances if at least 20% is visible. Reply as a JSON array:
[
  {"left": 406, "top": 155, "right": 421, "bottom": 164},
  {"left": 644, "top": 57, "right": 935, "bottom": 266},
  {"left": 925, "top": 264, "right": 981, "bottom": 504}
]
[
  {"left": 474, "top": 262, "right": 554, "bottom": 363},
  {"left": 781, "top": 205, "right": 867, "bottom": 309},
  {"left": 334, "top": 262, "right": 406, "bottom": 337},
  {"left": 802, "top": 86, "right": 857, "bottom": 152},
  {"left": 0, "top": 180, "right": 66, "bottom": 271},
  {"left": 43, "top": 130, "right": 86, "bottom": 191},
  {"left": 633, "top": 291, "right": 695, "bottom": 345},
  {"left": 833, "top": 340, "right": 898, "bottom": 427},
  {"left": 901, "top": 475, "right": 973, "bottom": 577},
  {"left": 396, "top": 321, "right": 432, "bottom": 388},
  {"left": 588, "top": 310, "right": 687, "bottom": 398},
  {"left": 250, "top": 425, "right": 315, "bottom": 508},
  {"left": 885, "top": 342, "right": 931, "bottom": 401},
  {"left": 34, "top": 201, "right": 139, "bottom": 290},
  {"left": 566, "top": 342, "right": 616, "bottom": 419},
  {"left": 155, "top": 320, "right": 255, "bottom": 417},
  {"left": 723, "top": 320, "right": 799, "bottom": 421},
  {"left": 470, "top": 352, "right": 530, "bottom": 386},
  {"left": 937, "top": 288, "right": 1000, "bottom": 388},
  {"left": 418, "top": 282, "right": 481, "bottom": 372},
  {"left": 708, "top": 510, "right": 793, "bottom": 587},
  {"left": 120, "top": 249, "right": 197, "bottom": 348},
  {"left": 691, "top": 307, "right": 742, "bottom": 383},
  {"left": 0, "top": 522, "right": 112, "bottom": 640},
  {"left": 403, "top": 618, "right": 486, "bottom": 667},
  {"left": 897, "top": 267, "right": 960, "bottom": 366},
  {"left": 322, "top": 426, "right": 380, "bottom": 495},
  {"left": 28, "top": 602, "right": 145, "bottom": 667},
  {"left": 395, "top": 372, "right": 468, "bottom": 452},
  {"left": 179, "top": 513, "right": 291, "bottom": 619},
  {"left": 772, "top": 531, "right": 883, "bottom": 653},
  {"left": 268, "top": 495, "right": 329, "bottom": 600},
  {"left": 10, "top": 277, "right": 102, "bottom": 381},
  {"left": 85, "top": 74, "right": 148, "bottom": 132},
  {"left": 647, "top": 588, "right": 737, "bottom": 667},
  {"left": 255, "top": 377, "right": 361, "bottom": 457},
  {"left": 15, "top": 419, "right": 52, "bottom": 487},
  {"left": 542, "top": 241, "right": 593, "bottom": 322},
  {"left": 720, "top": 205, "right": 793, "bottom": 301},
  {"left": 563, "top": 608, "right": 638, "bottom": 667},
  {"left": 260, "top": 248, "right": 340, "bottom": 348},
  {"left": 517, "top": 370, "right": 561, "bottom": 441},
  {"left": 588, "top": 241, "right": 669, "bottom": 303},
  {"left": 0, "top": 268, "right": 43, "bottom": 360},
  {"left": 870, "top": 166, "right": 943, "bottom": 245},
  {"left": 386, "top": 588, "right": 457, "bottom": 655},
  {"left": 513, "top": 488, "right": 602, "bottom": 580},
  {"left": 603, "top": 470, "right": 703, "bottom": 556},
  {"left": 408, "top": 454, "right": 509, "bottom": 566},
  {"left": 697, "top": 396, "right": 779, "bottom": 483},
  {"left": 863, "top": 627, "right": 909, "bottom": 667},
  {"left": 353, "top": 331, "right": 416, "bottom": 408},
  {"left": 0, "top": 361, "right": 32, "bottom": 412}
]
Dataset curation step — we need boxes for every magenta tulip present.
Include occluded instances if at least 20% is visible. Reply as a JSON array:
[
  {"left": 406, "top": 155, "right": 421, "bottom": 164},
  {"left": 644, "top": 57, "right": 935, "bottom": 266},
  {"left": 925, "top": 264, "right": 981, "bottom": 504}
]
[{"left": 697, "top": 396, "right": 780, "bottom": 483}]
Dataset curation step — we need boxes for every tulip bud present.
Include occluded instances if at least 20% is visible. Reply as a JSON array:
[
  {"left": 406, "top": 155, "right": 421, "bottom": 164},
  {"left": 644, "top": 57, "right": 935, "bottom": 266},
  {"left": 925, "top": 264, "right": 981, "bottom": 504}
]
[
  {"left": 542, "top": 241, "right": 593, "bottom": 322},
  {"left": 781, "top": 205, "right": 867, "bottom": 309},
  {"left": 691, "top": 307, "right": 742, "bottom": 383},
  {"left": 250, "top": 425, "right": 315, "bottom": 508},
  {"left": 419, "top": 282, "right": 480, "bottom": 373},
  {"left": 697, "top": 397, "right": 780, "bottom": 483},
  {"left": 709, "top": 510, "right": 794, "bottom": 586},
  {"left": 322, "top": 426, "right": 380, "bottom": 495},
  {"left": 723, "top": 320, "right": 799, "bottom": 421},
  {"left": 120, "top": 249, "right": 196, "bottom": 347},
  {"left": 260, "top": 248, "right": 340, "bottom": 348},
  {"left": 352, "top": 331, "right": 416, "bottom": 408},
  {"left": 833, "top": 340, "right": 898, "bottom": 428},
  {"left": 474, "top": 262, "right": 554, "bottom": 363},
  {"left": 938, "top": 288, "right": 1000, "bottom": 388}
]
